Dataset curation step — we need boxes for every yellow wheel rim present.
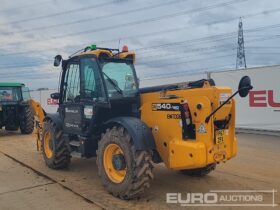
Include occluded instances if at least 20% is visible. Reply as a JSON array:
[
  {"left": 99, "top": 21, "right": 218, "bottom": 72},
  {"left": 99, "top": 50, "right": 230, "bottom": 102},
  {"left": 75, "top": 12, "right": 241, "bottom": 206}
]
[
  {"left": 103, "top": 144, "right": 127, "bottom": 183},
  {"left": 43, "top": 132, "right": 53, "bottom": 159}
]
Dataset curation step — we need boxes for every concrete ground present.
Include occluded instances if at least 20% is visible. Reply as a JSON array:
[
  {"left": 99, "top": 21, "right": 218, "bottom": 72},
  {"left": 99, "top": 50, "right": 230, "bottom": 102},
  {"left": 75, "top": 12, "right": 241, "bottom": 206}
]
[{"left": 0, "top": 130, "right": 279, "bottom": 210}]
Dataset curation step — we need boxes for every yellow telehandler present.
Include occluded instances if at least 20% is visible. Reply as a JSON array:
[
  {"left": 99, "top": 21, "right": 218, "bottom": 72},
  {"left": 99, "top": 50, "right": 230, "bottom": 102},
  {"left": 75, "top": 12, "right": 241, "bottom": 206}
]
[{"left": 31, "top": 44, "right": 252, "bottom": 199}]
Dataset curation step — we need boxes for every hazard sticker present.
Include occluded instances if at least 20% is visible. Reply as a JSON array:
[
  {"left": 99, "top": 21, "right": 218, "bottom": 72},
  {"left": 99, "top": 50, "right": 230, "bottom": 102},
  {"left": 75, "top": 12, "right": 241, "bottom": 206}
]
[{"left": 197, "top": 123, "right": 207, "bottom": 133}]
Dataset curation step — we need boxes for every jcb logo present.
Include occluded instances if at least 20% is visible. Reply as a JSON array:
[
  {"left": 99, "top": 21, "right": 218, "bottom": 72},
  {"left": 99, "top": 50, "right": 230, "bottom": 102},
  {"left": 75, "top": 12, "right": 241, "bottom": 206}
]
[{"left": 249, "top": 90, "right": 280, "bottom": 107}]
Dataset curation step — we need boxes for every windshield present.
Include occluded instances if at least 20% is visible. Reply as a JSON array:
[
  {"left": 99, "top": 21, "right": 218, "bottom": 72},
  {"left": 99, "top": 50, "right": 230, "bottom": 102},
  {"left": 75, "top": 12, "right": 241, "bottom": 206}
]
[
  {"left": 102, "top": 62, "right": 137, "bottom": 98},
  {"left": 0, "top": 87, "right": 21, "bottom": 102}
]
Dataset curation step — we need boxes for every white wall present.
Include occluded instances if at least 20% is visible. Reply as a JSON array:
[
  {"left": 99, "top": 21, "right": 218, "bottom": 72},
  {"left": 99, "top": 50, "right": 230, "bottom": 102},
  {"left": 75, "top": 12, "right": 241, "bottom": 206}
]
[
  {"left": 140, "top": 65, "right": 280, "bottom": 131},
  {"left": 210, "top": 65, "right": 280, "bottom": 131},
  {"left": 30, "top": 89, "right": 58, "bottom": 113}
]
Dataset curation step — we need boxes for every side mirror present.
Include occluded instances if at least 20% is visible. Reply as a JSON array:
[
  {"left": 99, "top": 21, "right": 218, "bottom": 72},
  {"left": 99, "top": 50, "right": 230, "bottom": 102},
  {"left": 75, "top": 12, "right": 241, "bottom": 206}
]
[
  {"left": 54, "top": 55, "right": 62, "bottom": 67},
  {"left": 51, "top": 92, "right": 60, "bottom": 100},
  {"left": 238, "top": 76, "right": 253, "bottom": 98}
]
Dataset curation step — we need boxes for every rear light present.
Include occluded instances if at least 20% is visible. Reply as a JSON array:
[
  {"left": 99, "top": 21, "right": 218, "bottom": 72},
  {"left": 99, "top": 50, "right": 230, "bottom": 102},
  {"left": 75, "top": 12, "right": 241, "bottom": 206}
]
[
  {"left": 182, "top": 100, "right": 192, "bottom": 125},
  {"left": 122, "top": 45, "right": 128, "bottom": 52},
  {"left": 180, "top": 100, "right": 195, "bottom": 140}
]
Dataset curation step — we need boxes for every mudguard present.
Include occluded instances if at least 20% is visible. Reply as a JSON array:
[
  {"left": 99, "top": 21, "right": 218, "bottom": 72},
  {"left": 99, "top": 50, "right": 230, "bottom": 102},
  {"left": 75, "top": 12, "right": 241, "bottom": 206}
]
[
  {"left": 104, "top": 117, "right": 156, "bottom": 151},
  {"left": 44, "top": 113, "right": 63, "bottom": 129}
]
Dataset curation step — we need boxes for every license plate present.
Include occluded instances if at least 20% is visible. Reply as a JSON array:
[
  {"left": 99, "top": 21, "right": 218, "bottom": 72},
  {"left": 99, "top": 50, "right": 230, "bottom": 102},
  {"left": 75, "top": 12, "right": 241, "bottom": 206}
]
[{"left": 215, "top": 130, "right": 224, "bottom": 144}]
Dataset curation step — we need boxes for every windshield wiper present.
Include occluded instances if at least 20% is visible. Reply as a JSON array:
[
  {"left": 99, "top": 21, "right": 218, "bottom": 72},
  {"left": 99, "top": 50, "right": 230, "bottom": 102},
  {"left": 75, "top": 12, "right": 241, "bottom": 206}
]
[{"left": 102, "top": 72, "right": 123, "bottom": 95}]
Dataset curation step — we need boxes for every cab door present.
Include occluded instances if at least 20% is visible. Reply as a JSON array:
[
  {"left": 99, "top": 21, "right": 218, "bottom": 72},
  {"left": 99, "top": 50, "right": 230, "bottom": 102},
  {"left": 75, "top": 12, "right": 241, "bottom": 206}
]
[
  {"left": 60, "top": 60, "right": 83, "bottom": 134},
  {"left": 60, "top": 56, "right": 109, "bottom": 135}
]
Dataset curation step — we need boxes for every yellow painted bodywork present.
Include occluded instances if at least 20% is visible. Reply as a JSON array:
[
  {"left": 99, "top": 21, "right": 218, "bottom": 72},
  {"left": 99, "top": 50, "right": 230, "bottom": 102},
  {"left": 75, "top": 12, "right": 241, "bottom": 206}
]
[
  {"left": 73, "top": 49, "right": 238, "bottom": 171},
  {"left": 80, "top": 49, "right": 136, "bottom": 63},
  {"left": 140, "top": 82, "right": 237, "bottom": 170},
  {"left": 28, "top": 99, "right": 45, "bottom": 151}
]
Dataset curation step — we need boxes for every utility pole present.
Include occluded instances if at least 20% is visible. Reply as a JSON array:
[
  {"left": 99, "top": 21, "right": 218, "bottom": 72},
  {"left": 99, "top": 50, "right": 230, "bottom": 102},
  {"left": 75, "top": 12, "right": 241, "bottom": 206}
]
[{"left": 236, "top": 18, "right": 247, "bottom": 69}]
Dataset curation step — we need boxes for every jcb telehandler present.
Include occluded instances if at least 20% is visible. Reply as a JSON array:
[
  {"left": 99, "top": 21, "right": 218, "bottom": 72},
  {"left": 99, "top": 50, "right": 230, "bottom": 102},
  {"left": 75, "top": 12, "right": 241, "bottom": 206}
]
[
  {"left": 34, "top": 45, "right": 252, "bottom": 199},
  {"left": 0, "top": 83, "right": 34, "bottom": 134}
]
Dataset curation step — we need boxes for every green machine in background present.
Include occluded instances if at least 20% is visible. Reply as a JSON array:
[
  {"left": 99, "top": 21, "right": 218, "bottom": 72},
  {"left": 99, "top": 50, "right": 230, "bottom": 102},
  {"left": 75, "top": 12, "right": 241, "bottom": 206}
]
[{"left": 0, "top": 82, "right": 34, "bottom": 134}]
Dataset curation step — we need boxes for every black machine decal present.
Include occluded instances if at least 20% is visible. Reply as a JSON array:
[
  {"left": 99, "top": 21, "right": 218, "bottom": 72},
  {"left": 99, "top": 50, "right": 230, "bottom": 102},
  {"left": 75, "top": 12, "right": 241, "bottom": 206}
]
[
  {"left": 167, "top": 114, "right": 181, "bottom": 119},
  {"left": 152, "top": 103, "right": 180, "bottom": 111},
  {"left": 63, "top": 105, "right": 83, "bottom": 134}
]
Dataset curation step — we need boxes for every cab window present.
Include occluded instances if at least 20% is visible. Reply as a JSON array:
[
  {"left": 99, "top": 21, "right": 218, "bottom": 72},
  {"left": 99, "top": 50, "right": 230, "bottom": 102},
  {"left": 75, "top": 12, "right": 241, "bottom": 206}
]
[
  {"left": 102, "top": 62, "right": 137, "bottom": 98},
  {"left": 80, "top": 57, "right": 106, "bottom": 101},
  {"left": 63, "top": 63, "right": 80, "bottom": 102},
  {"left": 22, "top": 87, "right": 31, "bottom": 101}
]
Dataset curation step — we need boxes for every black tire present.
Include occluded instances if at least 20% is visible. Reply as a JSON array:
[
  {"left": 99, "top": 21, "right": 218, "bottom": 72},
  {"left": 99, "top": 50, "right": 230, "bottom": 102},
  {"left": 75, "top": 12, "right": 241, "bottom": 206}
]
[
  {"left": 97, "top": 126, "right": 154, "bottom": 200},
  {"left": 180, "top": 163, "right": 216, "bottom": 177},
  {"left": 20, "top": 106, "right": 34, "bottom": 134},
  {"left": 42, "top": 119, "right": 71, "bottom": 169}
]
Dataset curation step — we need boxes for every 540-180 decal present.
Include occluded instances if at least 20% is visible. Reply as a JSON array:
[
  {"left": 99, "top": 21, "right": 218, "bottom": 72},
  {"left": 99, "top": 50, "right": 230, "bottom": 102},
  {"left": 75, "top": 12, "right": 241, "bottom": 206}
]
[{"left": 152, "top": 103, "right": 180, "bottom": 111}]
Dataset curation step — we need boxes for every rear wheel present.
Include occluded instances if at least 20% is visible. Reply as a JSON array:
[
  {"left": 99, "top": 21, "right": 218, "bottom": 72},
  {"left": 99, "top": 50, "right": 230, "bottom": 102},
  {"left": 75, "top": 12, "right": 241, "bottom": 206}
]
[
  {"left": 20, "top": 106, "right": 34, "bottom": 134},
  {"left": 42, "top": 119, "right": 70, "bottom": 169},
  {"left": 180, "top": 163, "right": 216, "bottom": 177},
  {"left": 97, "top": 126, "right": 154, "bottom": 200}
]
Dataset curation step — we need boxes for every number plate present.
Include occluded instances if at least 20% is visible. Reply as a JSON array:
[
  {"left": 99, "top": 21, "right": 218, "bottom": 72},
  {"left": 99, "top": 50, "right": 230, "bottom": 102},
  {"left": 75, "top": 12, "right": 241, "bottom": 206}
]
[{"left": 215, "top": 130, "right": 224, "bottom": 144}]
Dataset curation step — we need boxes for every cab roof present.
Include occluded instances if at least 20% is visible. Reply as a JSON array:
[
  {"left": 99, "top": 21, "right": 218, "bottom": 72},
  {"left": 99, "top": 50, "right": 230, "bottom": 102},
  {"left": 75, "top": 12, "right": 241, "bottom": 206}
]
[
  {"left": 77, "top": 45, "right": 135, "bottom": 63},
  {"left": 0, "top": 82, "right": 24, "bottom": 87}
]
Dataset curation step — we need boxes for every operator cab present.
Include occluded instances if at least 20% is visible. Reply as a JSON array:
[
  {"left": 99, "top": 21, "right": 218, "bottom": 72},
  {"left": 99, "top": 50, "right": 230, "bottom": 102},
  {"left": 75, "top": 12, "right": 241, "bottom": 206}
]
[{"left": 52, "top": 45, "right": 140, "bottom": 137}]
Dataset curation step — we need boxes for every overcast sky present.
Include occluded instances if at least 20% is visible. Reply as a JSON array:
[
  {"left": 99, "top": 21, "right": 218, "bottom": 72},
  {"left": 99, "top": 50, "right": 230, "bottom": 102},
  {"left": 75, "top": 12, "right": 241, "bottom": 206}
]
[{"left": 0, "top": 0, "right": 279, "bottom": 89}]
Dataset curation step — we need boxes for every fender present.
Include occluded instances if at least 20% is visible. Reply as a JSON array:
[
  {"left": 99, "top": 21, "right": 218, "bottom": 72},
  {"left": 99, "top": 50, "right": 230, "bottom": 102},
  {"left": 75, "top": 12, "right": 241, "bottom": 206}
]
[
  {"left": 44, "top": 113, "right": 63, "bottom": 129},
  {"left": 104, "top": 117, "right": 156, "bottom": 151}
]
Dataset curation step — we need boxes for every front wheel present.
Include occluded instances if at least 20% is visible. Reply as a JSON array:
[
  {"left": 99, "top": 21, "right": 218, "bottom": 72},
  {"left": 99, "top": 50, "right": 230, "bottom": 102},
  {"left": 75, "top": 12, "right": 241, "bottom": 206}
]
[
  {"left": 180, "top": 163, "right": 216, "bottom": 177},
  {"left": 97, "top": 126, "right": 154, "bottom": 200},
  {"left": 42, "top": 119, "right": 71, "bottom": 169}
]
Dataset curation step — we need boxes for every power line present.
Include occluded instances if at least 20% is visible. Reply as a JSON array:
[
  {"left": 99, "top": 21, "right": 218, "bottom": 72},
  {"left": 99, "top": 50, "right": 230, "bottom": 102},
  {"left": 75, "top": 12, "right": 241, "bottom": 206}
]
[
  {"left": 0, "top": 0, "right": 51, "bottom": 13},
  {"left": 138, "top": 44, "right": 280, "bottom": 63},
  {"left": 135, "top": 24, "right": 280, "bottom": 54},
  {"left": 1, "top": 6, "right": 279, "bottom": 56},
  {"left": 247, "top": 52, "right": 280, "bottom": 54},
  {"left": 0, "top": 70, "right": 54, "bottom": 77},
  {"left": 0, "top": 0, "right": 118, "bottom": 26},
  {"left": 138, "top": 48, "right": 236, "bottom": 64},
  {"left": 3, "top": 0, "right": 191, "bottom": 35},
  {"left": 3, "top": 40, "right": 280, "bottom": 72},
  {"left": 136, "top": 35, "right": 280, "bottom": 68},
  {"left": 246, "top": 46, "right": 280, "bottom": 49},
  {"left": 140, "top": 64, "right": 236, "bottom": 81},
  {"left": 1, "top": 31, "right": 279, "bottom": 70},
  {"left": 0, "top": 0, "right": 249, "bottom": 46},
  {"left": 0, "top": 60, "right": 52, "bottom": 68},
  {"left": 139, "top": 53, "right": 236, "bottom": 68},
  {"left": 137, "top": 44, "right": 235, "bottom": 61}
]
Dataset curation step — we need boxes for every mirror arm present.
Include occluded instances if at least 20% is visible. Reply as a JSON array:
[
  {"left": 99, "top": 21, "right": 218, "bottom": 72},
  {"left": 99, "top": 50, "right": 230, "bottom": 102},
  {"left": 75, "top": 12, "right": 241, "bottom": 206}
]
[{"left": 205, "top": 86, "right": 252, "bottom": 123}]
